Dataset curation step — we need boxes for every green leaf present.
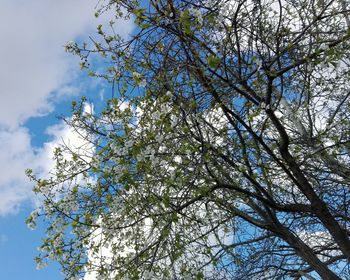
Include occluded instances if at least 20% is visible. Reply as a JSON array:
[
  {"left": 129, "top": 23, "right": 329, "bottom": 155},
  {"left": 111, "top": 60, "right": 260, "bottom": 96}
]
[
  {"left": 180, "top": 10, "right": 192, "bottom": 35},
  {"left": 207, "top": 55, "right": 221, "bottom": 68},
  {"left": 196, "top": 271, "right": 205, "bottom": 280}
]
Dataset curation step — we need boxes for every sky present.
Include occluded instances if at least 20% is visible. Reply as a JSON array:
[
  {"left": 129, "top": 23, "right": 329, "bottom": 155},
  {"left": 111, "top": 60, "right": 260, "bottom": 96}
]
[{"left": 0, "top": 1, "right": 133, "bottom": 279}]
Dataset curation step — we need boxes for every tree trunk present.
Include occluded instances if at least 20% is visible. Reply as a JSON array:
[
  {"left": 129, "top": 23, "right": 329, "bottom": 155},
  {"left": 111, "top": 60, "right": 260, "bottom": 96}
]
[{"left": 275, "top": 223, "right": 342, "bottom": 280}]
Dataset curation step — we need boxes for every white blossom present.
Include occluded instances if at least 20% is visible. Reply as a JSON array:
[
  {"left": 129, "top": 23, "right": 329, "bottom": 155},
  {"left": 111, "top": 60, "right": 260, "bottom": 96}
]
[
  {"left": 189, "top": 8, "right": 203, "bottom": 25},
  {"left": 151, "top": 111, "right": 161, "bottom": 120},
  {"left": 138, "top": 79, "right": 147, "bottom": 88},
  {"left": 319, "top": 43, "right": 329, "bottom": 51},
  {"left": 155, "top": 134, "right": 164, "bottom": 143},
  {"left": 27, "top": 210, "right": 39, "bottom": 230},
  {"left": 64, "top": 41, "right": 76, "bottom": 52},
  {"left": 36, "top": 259, "right": 48, "bottom": 270}
]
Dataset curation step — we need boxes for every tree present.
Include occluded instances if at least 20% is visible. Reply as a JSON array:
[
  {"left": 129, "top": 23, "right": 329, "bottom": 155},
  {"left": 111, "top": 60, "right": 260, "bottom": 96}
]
[{"left": 27, "top": 0, "right": 350, "bottom": 279}]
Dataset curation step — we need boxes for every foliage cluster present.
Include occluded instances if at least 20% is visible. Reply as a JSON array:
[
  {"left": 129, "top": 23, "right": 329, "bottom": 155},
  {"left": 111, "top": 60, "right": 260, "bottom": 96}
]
[{"left": 27, "top": 0, "right": 350, "bottom": 279}]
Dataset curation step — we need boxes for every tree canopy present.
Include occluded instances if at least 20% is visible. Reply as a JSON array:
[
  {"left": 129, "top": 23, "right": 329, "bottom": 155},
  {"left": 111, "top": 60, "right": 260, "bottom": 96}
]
[{"left": 27, "top": 0, "right": 350, "bottom": 279}]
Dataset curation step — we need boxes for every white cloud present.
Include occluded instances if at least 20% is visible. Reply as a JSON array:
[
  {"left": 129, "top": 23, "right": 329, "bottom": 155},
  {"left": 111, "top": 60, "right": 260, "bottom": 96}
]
[
  {"left": 0, "top": 127, "right": 37, "bottom": 215},
  {"left": 0, "top": 116, "right": 96, "bottom": 216},
  {"left": 0, "top": 0, "right": 132, "bottom": 128},
  {"left": 39, "top": 113, "right": 95, "bottom": 171},
  {"left": 0, "top": 1, "right": 133, "bottom": 215}
]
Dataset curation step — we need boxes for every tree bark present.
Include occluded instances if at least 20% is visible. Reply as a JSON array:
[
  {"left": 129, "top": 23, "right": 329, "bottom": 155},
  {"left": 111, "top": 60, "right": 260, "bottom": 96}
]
[{"left": 275, "top": 223, "right": 342, "bottom": 280}]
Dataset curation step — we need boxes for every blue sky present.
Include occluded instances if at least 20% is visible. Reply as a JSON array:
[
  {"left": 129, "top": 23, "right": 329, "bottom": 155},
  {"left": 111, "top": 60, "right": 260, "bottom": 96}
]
[{"left": 0, "top": 1, "right": 133, "bottom": 279}]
